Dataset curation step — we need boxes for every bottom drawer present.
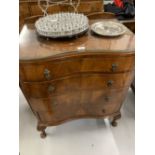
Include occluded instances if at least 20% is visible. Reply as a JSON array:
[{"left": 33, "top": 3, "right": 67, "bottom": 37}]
[{"left": 30, "top": 89, "right": 128, "bottom": 123}]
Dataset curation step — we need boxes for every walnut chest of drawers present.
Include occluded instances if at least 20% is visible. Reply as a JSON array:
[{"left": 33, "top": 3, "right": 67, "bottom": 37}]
[{"left": 19, "top": 21, "right": 135, "bottom": 138}]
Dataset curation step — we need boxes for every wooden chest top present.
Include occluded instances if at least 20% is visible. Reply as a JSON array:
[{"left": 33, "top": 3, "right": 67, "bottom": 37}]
[{"left": 19, "top": 19, "right": 135, "bottom": 61}]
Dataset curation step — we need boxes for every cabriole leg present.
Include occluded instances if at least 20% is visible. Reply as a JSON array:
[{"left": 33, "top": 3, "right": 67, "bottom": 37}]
[
  {"left": 37, "top": 123, "right": 47, "bottom": 138},
  {"left": 111, "top": 112, "right": 121, "bottom": 127}
]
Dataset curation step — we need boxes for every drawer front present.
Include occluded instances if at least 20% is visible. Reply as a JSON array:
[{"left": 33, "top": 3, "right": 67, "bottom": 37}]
[
  {"left": 33, "top": 89, "right": 128, "bottom": 123},
  {"left": 20, "top": 55, "right": 135, "bottom": 82},
  {"left": 21, "top": 72, "right": 134, "bottom": 98}
]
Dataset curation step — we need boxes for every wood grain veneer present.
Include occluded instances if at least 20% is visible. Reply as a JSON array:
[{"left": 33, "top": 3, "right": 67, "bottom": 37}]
[{"left": 19, "top": 18, "right": 135, "bottom": 138}]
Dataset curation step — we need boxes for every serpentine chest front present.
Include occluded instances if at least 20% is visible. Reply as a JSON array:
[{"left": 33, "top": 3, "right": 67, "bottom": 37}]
[{"left": 19, "top": 21, "right": 135, "bottom": 138}]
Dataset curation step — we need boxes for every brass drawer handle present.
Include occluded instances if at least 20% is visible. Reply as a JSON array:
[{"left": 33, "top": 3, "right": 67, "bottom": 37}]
[
  {"left": 104, "top": 96, "right": 111, "bottom": 102},
  {"left": 48, "top": 85, "right": 55, "bottom": 93},
  {"left": 111, "top": 64, "right": 118, "bottom": 72},
  {"left": 44, "top": 69, "right": 51, "bottom": 80},
  {"left": 107, "top": 80, "right": 113, "bottom": 87}
]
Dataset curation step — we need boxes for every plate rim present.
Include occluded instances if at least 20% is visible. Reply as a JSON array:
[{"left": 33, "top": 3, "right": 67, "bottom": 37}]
[{"left": 36, "top": 28, "right": 89, "bottom": 39}]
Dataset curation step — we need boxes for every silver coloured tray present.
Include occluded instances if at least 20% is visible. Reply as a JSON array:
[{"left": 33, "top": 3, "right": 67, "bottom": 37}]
[
  {"left": 35, "top": 13, "right": 89, "bottom": 39},
  {"left": 91, "top": 21, "right": 126, "bottom": 37}
]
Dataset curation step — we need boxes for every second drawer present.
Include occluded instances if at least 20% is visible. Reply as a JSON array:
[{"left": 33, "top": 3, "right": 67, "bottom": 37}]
[{"left": 21, "top": 72, "right": 134, "bottom": 98}]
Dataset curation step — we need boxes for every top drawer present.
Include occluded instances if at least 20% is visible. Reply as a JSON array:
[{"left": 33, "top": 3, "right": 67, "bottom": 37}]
[{"left": 20, "top": 55, "right": 134, "bottom": 82}]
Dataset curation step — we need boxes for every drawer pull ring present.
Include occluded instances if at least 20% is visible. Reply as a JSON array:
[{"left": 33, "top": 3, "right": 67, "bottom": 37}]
[
  {"left": 48, "top": 85, "right": 55, "bottom": 92},
  {"left": 111, "top": 64, "right": 118, "bottom": 72},
  {"left": 107, "top": 80, "right": 113, "bottom": 87},
  {"left": 44, "top": 69, "right": 51, "bottom": 80}
]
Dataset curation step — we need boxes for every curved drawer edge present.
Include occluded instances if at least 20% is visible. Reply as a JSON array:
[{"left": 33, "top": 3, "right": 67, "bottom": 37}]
[
  {"left": 21, "top": 71, "right": 134, "bottom": 84},
  {"left": 20, "top": 50, "right": 135, "bottom": 63}
]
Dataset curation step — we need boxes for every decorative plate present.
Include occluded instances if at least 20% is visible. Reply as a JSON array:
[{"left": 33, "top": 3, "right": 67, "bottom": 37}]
[
  {"left": 35, "top": 13, "right": 89, "bottom": 38},
  {"left": 91, "top": 21, "right": 126, "bottom": 37}
]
